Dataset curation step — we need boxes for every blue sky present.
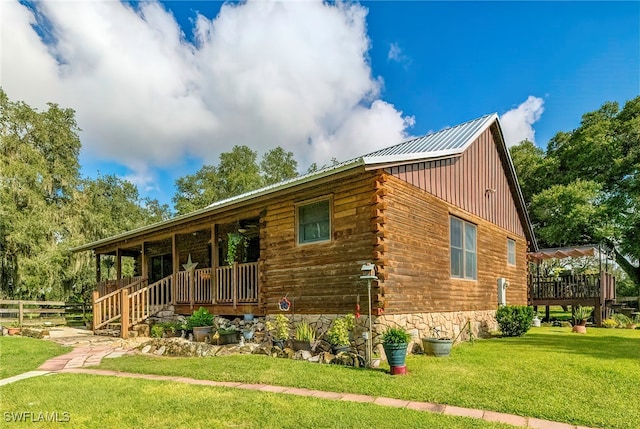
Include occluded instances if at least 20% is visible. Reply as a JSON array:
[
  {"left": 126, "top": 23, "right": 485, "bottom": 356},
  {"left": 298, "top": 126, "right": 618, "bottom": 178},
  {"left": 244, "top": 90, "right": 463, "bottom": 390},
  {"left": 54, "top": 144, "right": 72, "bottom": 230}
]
[{"left": 3, "top": 1, "right": 638, "bottom": 209}]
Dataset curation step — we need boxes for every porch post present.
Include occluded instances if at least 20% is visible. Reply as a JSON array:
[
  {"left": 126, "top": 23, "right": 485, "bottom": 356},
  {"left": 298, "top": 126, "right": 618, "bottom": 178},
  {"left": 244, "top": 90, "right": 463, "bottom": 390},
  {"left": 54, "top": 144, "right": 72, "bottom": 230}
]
[
  {"left": 116, "top": 248, "right": 122, "bottom": 285},
  {"left": 121, "top": 289, "right": 129, "bottom": 339},
  {"left": 96, "top": 253, "right": 101, "bottom": 284},
  {"left": 172, "top": 234, "right": 178, "bottom": 305},
  {"left": 211, "top": 224, "right": 217, "bottom": 304},
  {"left": 92, "top": 290, "right": 99, "bottom": 332},
  {"left": 141, "top": 242, "right": 148, "bottom": 280}
]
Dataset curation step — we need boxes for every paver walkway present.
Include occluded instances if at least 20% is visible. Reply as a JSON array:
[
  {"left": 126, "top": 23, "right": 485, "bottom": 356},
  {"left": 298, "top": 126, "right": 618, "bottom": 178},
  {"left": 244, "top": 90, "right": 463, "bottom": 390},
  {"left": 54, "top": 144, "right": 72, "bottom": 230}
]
[{"left": 1, "top": 335, "right": 600, "bottom": 429}]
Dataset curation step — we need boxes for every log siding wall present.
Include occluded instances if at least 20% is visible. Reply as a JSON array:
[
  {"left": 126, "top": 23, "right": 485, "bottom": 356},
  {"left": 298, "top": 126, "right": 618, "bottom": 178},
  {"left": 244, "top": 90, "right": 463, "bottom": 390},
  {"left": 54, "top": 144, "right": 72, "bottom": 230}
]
[
  {"left": 381, "top": 174, "right": 527, "bottom": 314},
  {"left": 387, "top": 127, "right": 524, "bottom": 237},
  {"left": 260, "top": 171, "right": 378, "bottom": 314}
]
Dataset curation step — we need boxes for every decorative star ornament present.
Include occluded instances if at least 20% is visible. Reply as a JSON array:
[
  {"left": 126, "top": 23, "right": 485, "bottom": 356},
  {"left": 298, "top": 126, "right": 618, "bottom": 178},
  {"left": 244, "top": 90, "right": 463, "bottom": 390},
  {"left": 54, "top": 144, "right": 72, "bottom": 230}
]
[{"left": 182, "top": 254, "right": 198, "bottom": 272}]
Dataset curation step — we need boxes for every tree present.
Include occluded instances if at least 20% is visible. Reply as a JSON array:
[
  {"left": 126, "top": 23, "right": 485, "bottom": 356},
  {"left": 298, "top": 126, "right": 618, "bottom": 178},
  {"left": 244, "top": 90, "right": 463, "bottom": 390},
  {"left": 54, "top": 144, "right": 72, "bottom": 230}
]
[
  {"left": 0, "top": 88, "right": 80, "bottom": 299},
  {"left": 260, "top": 147, "right": 298, "bottom": 185},
  {"left": 173, "top": 145, "right": 299, "bottom": 215},
  {"left": 216, "top": 145, "right": 263, "bottom": 199},
  {"left": 0, "top": 89, "right": 170, "bottom": 300},
  {"left": 511, "top": 96, "right": 640, "bottom": 290}
]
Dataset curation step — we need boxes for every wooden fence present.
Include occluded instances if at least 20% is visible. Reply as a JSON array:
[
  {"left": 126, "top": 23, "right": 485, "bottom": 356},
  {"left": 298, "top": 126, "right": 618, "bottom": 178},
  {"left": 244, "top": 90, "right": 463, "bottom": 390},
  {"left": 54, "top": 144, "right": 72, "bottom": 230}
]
[{"left": 0, "top": 300, "right": 88, "bottom": 326}]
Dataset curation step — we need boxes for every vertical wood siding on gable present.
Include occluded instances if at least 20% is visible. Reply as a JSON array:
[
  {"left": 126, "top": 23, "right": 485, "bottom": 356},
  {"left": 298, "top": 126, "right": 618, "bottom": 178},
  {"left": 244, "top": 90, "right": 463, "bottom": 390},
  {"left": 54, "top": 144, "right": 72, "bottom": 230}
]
[{"left": 387, "top": 127, "right": 525, "bottom": 237}]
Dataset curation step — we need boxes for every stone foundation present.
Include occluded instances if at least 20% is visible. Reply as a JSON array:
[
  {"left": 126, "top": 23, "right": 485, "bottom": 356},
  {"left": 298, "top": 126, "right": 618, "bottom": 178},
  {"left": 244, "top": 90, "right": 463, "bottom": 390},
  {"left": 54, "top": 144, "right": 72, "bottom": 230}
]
[
  {"left": 373, "top": 310, "right": 498, "bottom": 345},
  {"left": 267, "top": 309, "right": 497, "bottom": 354}
]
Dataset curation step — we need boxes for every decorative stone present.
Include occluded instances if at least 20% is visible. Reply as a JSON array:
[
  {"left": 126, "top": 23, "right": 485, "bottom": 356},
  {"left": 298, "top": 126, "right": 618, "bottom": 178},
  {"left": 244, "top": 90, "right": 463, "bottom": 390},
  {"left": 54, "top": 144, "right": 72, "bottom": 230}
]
[
  {"left": 141, "top": 345, "right": 152, "bottom": 354},
  {"left": 155, "top": 345, "right": 166, "bottom": 355}
]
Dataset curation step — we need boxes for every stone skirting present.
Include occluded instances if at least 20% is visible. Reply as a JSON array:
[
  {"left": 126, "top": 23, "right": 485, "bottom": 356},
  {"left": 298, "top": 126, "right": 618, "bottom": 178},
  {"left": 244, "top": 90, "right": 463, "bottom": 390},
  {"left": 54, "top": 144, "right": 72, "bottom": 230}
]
[
  {"left": 266, "top": 309, "right": 497, "bottom": 353},
  {"left": 373, "top": 310, "right": 498, "bottom": 345}
]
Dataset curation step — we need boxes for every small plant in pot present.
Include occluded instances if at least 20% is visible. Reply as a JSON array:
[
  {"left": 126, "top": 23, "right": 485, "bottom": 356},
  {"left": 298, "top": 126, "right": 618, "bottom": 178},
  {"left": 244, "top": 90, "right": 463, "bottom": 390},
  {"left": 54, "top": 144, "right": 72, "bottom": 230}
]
[
  {"left": 382, "top": 326, "right": 411, "bottom": 375},
  {"left": 326, "top": 313, "right": 355, "bottom": 354},
  {"left": 187, "top": 307, "right": 215, "bottom": 342},
  {"left": 218, "top": 327, "right": 239, "bottom": 345},
  {"left": 293, "top": 321, "right": 316, "bottom": 352},
  {"left": 266, "top": 314, "right": 290, "bottom": 349},
  {"left": 572, "top": 306, "right": 593, "bottom": 334},
  {"left": 422, "top": 327, "right": 454, "bottom": 357}
]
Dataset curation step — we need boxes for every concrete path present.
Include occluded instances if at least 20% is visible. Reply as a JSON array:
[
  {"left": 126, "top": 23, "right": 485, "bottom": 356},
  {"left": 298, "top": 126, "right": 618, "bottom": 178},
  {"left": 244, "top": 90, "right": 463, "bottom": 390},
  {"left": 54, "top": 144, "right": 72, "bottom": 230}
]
[{"left": 1, "top": 336, "right": 600, "bottom": 429}]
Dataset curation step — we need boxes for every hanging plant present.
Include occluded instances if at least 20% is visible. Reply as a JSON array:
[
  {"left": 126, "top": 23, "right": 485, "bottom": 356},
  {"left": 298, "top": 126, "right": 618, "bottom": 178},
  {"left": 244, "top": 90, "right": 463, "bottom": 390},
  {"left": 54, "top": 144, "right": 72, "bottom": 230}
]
[{"left": 226, "top": 232, "right": 248, "bottom": 265}]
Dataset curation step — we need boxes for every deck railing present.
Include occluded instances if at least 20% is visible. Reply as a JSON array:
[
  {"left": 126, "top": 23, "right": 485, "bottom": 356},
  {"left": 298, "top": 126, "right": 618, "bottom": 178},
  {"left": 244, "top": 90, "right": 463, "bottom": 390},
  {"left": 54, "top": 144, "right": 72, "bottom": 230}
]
[
  {"left": 128, "top": 276, "right": 172, "bottom": 326},
  {"left": 216, "top": 262, "right": 259, "bottom": 306},
  {"left": 93, "top": 276, "right": 173, "bottom": 337},
  {"left": 97, "top": 276, "right": 143, "bottom": 296},
  {"left": 529, "top": 272, "right": 615, "bottom": 301}
]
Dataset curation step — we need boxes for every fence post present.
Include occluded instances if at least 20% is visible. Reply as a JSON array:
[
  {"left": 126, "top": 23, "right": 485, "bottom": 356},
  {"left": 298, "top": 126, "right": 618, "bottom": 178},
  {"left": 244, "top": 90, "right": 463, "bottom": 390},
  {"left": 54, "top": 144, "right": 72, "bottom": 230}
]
[
  {"left": 121, "top": 289, "right": 129, "bottom": 339},
  {"left": 18, "top": 300, "right": 24, "bottom": 326}
]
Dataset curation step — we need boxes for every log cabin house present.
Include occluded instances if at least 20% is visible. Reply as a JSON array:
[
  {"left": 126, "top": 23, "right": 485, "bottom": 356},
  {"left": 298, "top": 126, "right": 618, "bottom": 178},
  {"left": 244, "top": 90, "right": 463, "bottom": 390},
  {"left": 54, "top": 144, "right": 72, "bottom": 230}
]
[{"left": 73, "top": 113, "right": 538, "bottom": 340}]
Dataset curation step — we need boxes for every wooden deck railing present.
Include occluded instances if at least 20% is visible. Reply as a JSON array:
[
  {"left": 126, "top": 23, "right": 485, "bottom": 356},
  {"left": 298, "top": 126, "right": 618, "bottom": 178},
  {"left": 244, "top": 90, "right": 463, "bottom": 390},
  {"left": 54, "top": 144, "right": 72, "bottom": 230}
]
[
  {"left": 216, "top": 262, "right": 259, "bottom": 307},
  {"left": 529, "top": 272, "right": 615, "bottom": 301},
  {"left": 93, "top": 276, "right": 173, "bottom": 337},
  {"left": 128, "top": 276, "right": 172, "bottom": 326},
  {"left": 97, "top": 276, "right": 143, "bottom": 296}
]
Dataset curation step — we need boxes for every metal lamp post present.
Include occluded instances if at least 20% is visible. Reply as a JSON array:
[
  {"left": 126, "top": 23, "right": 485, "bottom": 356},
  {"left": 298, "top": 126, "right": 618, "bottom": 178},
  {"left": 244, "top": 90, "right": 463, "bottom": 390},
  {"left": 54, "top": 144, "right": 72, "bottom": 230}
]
[{"left": 360, "top": 263, "right": 377, "bottom": 367}]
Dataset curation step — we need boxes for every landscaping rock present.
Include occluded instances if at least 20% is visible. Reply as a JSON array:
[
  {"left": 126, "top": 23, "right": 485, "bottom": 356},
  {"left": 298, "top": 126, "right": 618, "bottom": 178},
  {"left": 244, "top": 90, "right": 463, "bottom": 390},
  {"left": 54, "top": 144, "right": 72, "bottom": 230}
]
[
  {"left": 141, "top": 345, "right": 152, "bottom": 354},
  {"left": 294, "top": 350, "right": 312, "bottom": 361},
  {"left": 155, "top": 345, "right": 166, "bottom": 356}
]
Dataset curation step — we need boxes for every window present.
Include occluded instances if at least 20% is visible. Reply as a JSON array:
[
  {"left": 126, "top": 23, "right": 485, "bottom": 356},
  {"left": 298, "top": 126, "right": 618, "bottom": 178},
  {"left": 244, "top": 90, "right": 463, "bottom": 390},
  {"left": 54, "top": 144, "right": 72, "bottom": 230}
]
[
  {"left": 507, "top": 238, "right": 516, "bottom": 265},
  {"left": 297, "top": 198, "right": 331, "bottom": 244},
  {"left": 450, "top": 216, "right": 477, "bottom": 279}
]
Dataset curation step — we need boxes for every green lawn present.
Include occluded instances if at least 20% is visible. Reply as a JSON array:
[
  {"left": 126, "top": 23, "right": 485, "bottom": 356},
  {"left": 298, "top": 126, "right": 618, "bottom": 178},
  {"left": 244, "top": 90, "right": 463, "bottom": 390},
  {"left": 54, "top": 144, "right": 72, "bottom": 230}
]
[
  {"left": 0, "top": 336, "right": 71, "bottom": 378},
  {"left": 0, "top": 373, "right": 516, "bottom": 428},
  {"left": 96, "top": 327, "right": 640, "bottom": 429}
]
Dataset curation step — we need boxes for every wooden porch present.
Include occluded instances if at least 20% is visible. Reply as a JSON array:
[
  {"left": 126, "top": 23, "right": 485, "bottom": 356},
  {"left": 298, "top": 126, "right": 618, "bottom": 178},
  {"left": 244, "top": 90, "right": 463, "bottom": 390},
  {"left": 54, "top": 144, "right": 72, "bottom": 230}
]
[
  {"left": 528, "top": 272, "right": 616, "bottom": 326},
  {"left": 92, "top": 262, "right": 260, "bottom": 338}
]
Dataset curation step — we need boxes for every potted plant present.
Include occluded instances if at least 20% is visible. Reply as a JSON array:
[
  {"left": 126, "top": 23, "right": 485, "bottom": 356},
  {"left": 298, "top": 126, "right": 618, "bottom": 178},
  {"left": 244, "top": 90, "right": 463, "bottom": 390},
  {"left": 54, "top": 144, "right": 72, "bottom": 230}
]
[
  {"left": 187, "top": 307, "right": 215, "bottom": 342},
  {"left": 7, "top": 321, "right": 21, "bottom": 336},
  {"left": 382, "top": 326, "right": 411, "bottom": 375},
  {"left": 218, "top": 327, "right": 239, "bottom": 344},
  {"left": 422, "top": 327, "right": 454, "bottom": 357},
  {"left": 293, "top": 320, "right": 316, "bottom": 352},
  {"left": 326, "top": 313, "right": 355, "bottom": 354},
  {"left": 226, "top": 232, "right": 248, "bottom": 265},
  {"left": 266, "top": 314, "right": 290, "bottom": 349},
  {"left": 571, "top": 305, "right": 593, "bottom": 334}
]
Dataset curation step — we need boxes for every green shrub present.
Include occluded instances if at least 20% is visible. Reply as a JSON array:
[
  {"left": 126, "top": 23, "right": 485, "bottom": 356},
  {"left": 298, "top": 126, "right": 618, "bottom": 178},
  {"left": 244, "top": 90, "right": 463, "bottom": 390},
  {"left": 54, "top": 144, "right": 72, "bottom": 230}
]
[
  {"left": 573, "top": 306, "right": 593, "bottom": 323},
  {"left": 382, "top": 327, "right": 411, "bottom": 344},
  {"left": 295, "top": 321, "right": 316, "bottom": 342},
  {"left": 265, "top": 314, "right": 290, "bottom": 341},
  {"left": 151, "top": 324, "right": 164, "bottom": 338},
  {"left": 496, "top": 305, "right": 535, "bottom": 337},
  {"left": 326, "top": 314, "right": 355, "bottom": 346},
  {"left": 187, "top": 307, "right": 214, "bottom": 329},
  {"left": 602, "top": 318, "right": 618, "bottom": 329},
  {"left": 612, "top": 313, "right": 631, "bottom": 327}
]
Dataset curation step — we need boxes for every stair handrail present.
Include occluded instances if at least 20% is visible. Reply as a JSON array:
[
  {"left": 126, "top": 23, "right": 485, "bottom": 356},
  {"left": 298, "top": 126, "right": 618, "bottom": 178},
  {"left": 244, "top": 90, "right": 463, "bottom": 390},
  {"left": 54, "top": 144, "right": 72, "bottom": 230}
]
[{"left": 128, "top": 275, "right": 172, "bottom": 326}]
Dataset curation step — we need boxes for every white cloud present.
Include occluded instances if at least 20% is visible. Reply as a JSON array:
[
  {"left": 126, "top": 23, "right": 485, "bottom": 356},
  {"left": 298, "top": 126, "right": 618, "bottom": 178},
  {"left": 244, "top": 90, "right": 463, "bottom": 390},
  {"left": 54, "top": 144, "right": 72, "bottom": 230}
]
[
  {"left": 387, "top": 42, "right": 410, "bottom": 67},
  {"left": 500, "top": 96, "right": 545, "bottom": 146},
  {"left": 2, "top": 0, "right": 414, "bottom": 186},
  {"left": 388, "top": 43, "right": 402, "bottom": 61}
]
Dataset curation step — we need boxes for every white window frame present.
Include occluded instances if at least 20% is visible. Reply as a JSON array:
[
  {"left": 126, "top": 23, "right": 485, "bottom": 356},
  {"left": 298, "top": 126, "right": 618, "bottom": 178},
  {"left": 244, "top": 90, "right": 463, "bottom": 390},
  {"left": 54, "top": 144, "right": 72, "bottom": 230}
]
[
  {"left": 507, "top": 238, "right": 516, "bottom": 266},
  {"left": 296, "top": 197, "right": 332, "bottom": 245},
  {"left": 450, "top": 216, "right": 477, "bottom": 280}
]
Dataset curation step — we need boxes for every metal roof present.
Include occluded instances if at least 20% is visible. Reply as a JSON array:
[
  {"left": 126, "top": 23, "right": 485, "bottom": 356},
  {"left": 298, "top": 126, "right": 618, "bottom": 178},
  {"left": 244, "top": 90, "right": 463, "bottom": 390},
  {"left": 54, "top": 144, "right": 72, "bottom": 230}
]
[
  {"left": 72, "top": 112, "right": 537, "bottom": 252},
  {"left": 362, "top": 113, "right": 497, "bottom": 166}
]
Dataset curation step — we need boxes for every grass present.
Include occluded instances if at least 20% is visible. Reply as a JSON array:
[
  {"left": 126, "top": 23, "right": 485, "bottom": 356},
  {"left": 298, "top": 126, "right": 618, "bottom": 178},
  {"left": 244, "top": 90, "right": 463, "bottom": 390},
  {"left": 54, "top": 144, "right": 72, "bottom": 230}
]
[
  {"left": 97, "top": 327, "right": 640, "bottom": 429},
  {"left": 0, "top": 336, "right": 71, "bottom": 379},
  {"left": 0, "top": 373, "right": 516, "bottom": 428}
]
